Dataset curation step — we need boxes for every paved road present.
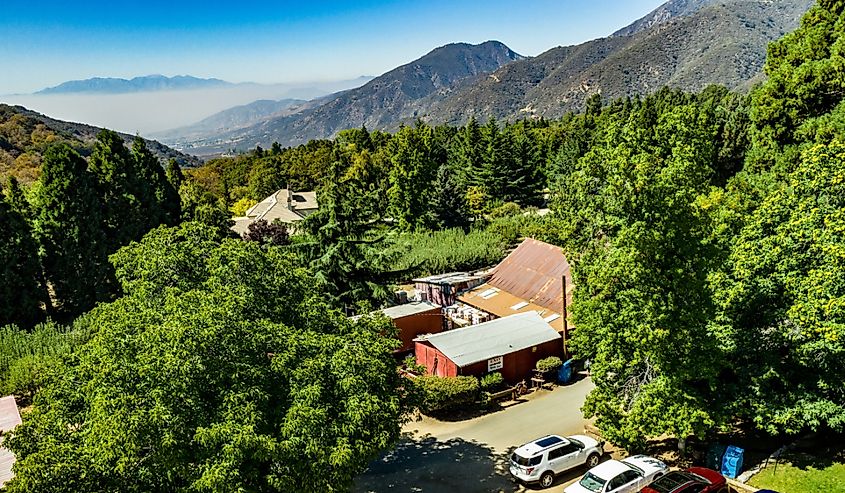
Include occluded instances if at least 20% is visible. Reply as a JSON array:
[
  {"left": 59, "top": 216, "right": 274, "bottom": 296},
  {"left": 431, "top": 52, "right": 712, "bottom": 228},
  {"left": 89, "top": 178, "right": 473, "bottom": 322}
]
[{"left": 355, "top": 377, "right": 596, "bottom": 493}]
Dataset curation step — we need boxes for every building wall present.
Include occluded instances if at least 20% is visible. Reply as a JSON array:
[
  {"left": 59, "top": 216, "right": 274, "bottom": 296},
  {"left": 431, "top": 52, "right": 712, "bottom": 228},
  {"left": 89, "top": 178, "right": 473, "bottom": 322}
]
[
  {"left": 415, "top": 341, "right": 458, "bottom": 378},
  {"left": 414, "top": 337, "right": 563, "bottom": 383},
  {"left": 394, "top": 308, "right": 444, "bottom": 353}
]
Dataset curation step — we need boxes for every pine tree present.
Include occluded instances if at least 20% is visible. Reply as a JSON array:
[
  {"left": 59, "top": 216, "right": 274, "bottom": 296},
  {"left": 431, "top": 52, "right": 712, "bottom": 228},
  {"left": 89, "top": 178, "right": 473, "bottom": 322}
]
[
  {"left": 450, "top": 117, "right": 484, "bottom": 189},
  {"left": 131, "top": 137, "right": 181, "bottom": 227},
  {"left": 5, "top": 176, "right": 30, "bottom": 218},
  {"left": 89, "top": 130, "right": 147, "bottom": 248},
  {"left": 387, "top": 123, "right": 438, "bottom": 231},
  {"left": 301, "top": 153, "right": 400, "bottom": 311},
  {"left": 166, "top": 159, "right": 185, "bottom": 192},
  {"left": 33, "top": 144, "right": 111, "bottom": 317},
  {"left": 0, "top": 181, "right": 46, "bottom": 328},
  {"left": 432, "top": 164, "right": 470, "bottom": 230}
]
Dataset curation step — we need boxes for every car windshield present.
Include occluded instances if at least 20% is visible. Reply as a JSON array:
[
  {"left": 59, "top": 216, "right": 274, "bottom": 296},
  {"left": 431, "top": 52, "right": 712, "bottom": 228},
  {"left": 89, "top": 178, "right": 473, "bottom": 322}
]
[{"left": 579, "top": 472, "right": 606, "bottom": 492}]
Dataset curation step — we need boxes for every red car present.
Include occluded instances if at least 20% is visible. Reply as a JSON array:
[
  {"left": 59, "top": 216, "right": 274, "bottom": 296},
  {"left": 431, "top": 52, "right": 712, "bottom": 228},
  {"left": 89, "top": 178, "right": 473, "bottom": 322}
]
[{"left": 640, "top": 467, "right": 727, "bottom": 493}]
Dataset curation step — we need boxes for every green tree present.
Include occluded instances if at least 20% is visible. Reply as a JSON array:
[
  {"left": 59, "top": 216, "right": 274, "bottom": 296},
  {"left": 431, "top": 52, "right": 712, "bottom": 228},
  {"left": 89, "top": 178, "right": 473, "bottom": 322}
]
[
  {"left": 33, "top": 144, "right": 110, "bottom": 318},
  {"left": 131, "top": 137, "right": 181, "bottom": 227},
  {"left": 301, "top": 156, "right": 401, "bottom": 310},
  {"left": 89, "top": 130, "right": 147, "bottom": 247},
  {"left": 387, "top": 123, "right": 438, "bottom": 231},
  {"left": 165, "top": 158, "right": 185, "bottom": 192},
  {"left": 0, "top": 182, "right": 45, "bottom": 328},
  {"left": 5, "top": 223, "right": 406, "bottom": 493},
  {"left": 711, "top": 141, "right": 845, "bottom": 435},
  {"left": 431, "top": 164, "right": 470, "bottom": 229}
]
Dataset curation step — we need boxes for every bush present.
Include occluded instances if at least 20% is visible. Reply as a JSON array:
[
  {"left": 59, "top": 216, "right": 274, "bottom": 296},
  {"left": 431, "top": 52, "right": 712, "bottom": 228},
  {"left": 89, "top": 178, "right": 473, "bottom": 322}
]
[
  {"left": 415, "top": 375, "right": 480, "bottom": 413},
  {"left": 536, "top": 356, "right": 563, "bottom": 373},
  {"left": 488, "top": 202, "right": 522, "bottom": 219},
  {"left": 402, "top": 355, "right": 427, "bottom": 375},
  {"left": 479, "top": 372, "right": 505, "bottom": 392}
]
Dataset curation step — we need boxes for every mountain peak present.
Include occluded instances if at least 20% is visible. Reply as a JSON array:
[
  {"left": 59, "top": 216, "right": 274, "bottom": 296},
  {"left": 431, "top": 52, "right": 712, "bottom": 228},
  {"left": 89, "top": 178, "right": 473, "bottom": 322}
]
[{"left": 612, "top": 0, "right": 713, "bottom": 37}]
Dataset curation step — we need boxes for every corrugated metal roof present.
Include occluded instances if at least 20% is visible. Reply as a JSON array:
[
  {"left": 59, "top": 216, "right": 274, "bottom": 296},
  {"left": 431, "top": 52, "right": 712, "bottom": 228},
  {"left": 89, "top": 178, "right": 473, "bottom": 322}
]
[
  {"left": 458, "top": 283, "right": 566, "bottom": 332},
  {"left": 379, "top": 301, "right": 441, "bottom": 319},
  {"left": 487, "top": 238, "right": 572, "bottom": 313},
  {"left": 416, "top": 311, "right": 560, "bottom": 367},
  {"left": 0, "top": 395, "right": 21, "bottom": 488},
  {"left": 412, "top": 272, "right": 487, "bottom": 285}
]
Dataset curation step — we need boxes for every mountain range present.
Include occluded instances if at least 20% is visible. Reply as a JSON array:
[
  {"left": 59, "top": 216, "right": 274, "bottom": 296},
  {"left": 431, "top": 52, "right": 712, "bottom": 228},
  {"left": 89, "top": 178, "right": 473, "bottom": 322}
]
[
  {"left": 36, "top": 75, "right": 232, "bottom": 94},
  {"left": 159, "top": 0, "right": 813, "bottom": 156}
]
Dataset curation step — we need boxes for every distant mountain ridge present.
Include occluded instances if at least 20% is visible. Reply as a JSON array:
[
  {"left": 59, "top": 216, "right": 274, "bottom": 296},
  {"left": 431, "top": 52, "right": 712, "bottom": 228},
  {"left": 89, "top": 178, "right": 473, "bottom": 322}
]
[
  {"left": 36, "top": 75, "right": 232, "bottom": 94},
  {"left": 166, "top": 41, "right": 522, "bottom": 154},
  {"left": 170, "top": 0, "right": 814, "bottom": 155},
  {"left": 151, "top": 98, "right": 308, "bottom": 143}
]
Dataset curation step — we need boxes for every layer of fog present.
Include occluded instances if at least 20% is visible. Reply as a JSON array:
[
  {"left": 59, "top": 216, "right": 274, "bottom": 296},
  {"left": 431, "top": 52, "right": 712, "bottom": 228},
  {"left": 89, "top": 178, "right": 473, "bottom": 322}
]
[{"left": 0, "top": 77, "right": 371, "bottom": 136}]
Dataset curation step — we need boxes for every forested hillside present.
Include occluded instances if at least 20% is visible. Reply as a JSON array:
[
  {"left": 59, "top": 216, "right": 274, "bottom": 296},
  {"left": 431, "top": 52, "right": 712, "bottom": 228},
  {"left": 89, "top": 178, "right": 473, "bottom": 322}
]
[
  {"left": 0, "top": 104, "right": 199, "bottom": 184},
  {"left": 2, "top": 1, "right": 845, "bottom": 491}
]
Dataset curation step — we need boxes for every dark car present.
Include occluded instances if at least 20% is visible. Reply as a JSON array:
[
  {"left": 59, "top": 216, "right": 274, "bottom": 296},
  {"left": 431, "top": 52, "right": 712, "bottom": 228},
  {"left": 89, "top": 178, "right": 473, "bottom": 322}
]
[{"left": 640, "top": 467, "right": 727, "bottom": 493}]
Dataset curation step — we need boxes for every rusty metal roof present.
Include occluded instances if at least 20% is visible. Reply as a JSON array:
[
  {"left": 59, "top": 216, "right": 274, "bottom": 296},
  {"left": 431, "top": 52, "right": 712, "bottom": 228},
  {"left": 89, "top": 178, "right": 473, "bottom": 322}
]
[{"left": 486, "top": 238, "right": 572, "bottom": 313}]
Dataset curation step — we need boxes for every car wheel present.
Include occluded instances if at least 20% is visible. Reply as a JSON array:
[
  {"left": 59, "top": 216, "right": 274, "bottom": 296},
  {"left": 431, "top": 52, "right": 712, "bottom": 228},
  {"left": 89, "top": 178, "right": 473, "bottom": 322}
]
[
  {"left": 587, "top": 453, "right": 600, "bottom": 468},
  {"left": 540, "top": 471, "right": 554, "bottom": 488}
]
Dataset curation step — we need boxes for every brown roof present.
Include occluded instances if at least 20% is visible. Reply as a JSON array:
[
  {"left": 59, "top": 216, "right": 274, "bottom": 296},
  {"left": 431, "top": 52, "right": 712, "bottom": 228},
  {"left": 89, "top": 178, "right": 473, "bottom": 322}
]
[
  {"left": 459, "top": 283, "right": 565, "bottom": 332},
  {"left": 0, "top": 395, "right": 21, "bottom": 488},
  {"left": 487, "top": 238, "right": 572, "bottom": 313}
]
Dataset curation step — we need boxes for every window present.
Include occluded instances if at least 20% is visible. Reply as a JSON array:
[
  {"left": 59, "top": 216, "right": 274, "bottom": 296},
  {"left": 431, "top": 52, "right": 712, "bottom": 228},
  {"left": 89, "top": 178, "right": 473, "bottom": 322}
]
[
  {"left": 510, "top": 453, "right": 542, "bottom": 467},
  {"left": 547, "top": 446, "right": 565, "bottom": 460},
  {"left": 608, "top": 474, "right": 627, "bottom": 490},
  {"left": 534, "top": 436, "right": 564, "bottom": 447}
]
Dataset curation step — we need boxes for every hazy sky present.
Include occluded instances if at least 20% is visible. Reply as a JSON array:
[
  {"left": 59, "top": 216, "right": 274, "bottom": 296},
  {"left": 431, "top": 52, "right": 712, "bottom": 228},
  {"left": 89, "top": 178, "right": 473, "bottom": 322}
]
[{"left": 1, "top": 0, "right": 667, "bottom": 95}]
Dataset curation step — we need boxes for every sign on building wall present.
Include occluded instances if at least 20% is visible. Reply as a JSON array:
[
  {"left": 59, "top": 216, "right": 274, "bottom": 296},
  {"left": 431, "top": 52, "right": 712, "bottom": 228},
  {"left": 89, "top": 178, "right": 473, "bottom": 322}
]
[{"left": 488, "top": 356, "right": 503, "bottom": 372}]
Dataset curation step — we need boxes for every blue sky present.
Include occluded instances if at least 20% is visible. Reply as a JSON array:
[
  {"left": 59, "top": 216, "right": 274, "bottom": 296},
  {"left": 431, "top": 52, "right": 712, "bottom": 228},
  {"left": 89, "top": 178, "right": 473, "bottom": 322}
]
[{"left": 0, "top": 0, "right": 666, "bottom": 94}]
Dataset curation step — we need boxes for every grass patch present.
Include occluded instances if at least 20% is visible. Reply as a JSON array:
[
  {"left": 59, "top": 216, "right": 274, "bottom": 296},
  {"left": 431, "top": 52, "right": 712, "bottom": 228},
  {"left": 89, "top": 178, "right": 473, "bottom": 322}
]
[{"left": 749, "top": 452, "right": 845, "bottom": 493}]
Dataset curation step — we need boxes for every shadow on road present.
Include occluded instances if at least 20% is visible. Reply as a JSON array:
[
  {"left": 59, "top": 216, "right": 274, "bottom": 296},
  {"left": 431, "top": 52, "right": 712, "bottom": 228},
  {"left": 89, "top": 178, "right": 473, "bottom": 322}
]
[{"left": 355, "top": 435, "right": 520, "bottom": 493}]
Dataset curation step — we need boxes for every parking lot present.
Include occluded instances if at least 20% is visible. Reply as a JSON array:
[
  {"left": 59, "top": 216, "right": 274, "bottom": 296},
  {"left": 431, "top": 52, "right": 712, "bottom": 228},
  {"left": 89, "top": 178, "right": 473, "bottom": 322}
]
[{"left": 355, "top": 378, "right": 596, "bottom": 493}]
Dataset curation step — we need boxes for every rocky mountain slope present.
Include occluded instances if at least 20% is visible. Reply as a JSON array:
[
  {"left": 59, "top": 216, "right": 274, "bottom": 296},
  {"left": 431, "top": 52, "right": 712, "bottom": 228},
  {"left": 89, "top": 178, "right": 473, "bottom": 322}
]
[
  {"left": 173, "top": 41, "right": 523, "bottom": 154},
  {"left": 151, "top": 98, "right": 308, "bottom": 143},
  {"left": 419, "top": 0, "right": 814, "bottom": 125},
  {"left": 177, "top": 0, "right": 813, "bottom": 153}
]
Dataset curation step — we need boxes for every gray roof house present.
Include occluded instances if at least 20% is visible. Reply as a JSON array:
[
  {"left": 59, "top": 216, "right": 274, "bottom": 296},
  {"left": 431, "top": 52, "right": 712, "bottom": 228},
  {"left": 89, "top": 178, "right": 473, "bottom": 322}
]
[{"left": 232, "top": 188, "right": 318, "bottom": 235}]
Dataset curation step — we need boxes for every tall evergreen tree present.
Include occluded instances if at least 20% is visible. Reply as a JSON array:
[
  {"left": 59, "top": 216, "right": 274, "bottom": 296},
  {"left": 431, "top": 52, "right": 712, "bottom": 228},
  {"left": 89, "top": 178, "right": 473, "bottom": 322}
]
[
  {"left": 431, "top": 164, "right": 470, "bottom": 230},
  {"left": 131, "top": 137, "right": 181, "bottom": 227},
  {"left": 33, "top": 144, "right": 110, "bottom": 318},
  {"left": 0, "top": 182, "right": 46, "bottom": 328},
  {"left": 301, "top": 153, "right": 400, "bottom": 311},
  {"left": 89, "top": 130, "right": 147, "bottom": 248},
  {"left": 450, "top": 117, "right": 484, "bottom": 189},
  {"left": 165, "top": 158, "right": 185, "bottom": 193},
  {"left": 387, "top": 123, "right": 438, "bottom": 231}
]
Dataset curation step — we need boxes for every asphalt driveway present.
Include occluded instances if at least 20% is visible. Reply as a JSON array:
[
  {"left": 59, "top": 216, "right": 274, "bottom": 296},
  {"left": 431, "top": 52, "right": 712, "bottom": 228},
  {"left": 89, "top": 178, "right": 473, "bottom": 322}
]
[{"left": 355, "top": 377, "right": 596, "bottom": 493}]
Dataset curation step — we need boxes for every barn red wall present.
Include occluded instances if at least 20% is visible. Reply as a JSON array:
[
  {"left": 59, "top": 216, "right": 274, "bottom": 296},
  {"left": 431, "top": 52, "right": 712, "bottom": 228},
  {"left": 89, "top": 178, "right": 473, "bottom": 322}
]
[
  {"left": 457, "top": 338, "right": 563, "bottom": 383},
  {"left": 414, "top": 341, "right": 457, "bottom": 378},
  {"left": 394, "top": 309, "right": 443, "bottom": 353}
]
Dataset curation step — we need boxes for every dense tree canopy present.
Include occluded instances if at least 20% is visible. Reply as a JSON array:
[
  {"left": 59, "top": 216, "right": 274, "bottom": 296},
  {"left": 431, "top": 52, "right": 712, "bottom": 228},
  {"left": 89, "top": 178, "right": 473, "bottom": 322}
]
[{"left": 5, "top": 223, "right": 406, "bottom": 493}]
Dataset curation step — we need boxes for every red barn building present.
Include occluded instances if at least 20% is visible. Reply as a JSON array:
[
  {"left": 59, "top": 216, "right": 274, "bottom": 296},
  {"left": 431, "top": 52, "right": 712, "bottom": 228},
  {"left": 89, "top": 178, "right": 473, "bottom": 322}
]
[
  {"left": 355, "top": 301, "right": 444, "bottom": 355},
  {"left": 414, "top": 311, "right": 562, "bottom": 383}
]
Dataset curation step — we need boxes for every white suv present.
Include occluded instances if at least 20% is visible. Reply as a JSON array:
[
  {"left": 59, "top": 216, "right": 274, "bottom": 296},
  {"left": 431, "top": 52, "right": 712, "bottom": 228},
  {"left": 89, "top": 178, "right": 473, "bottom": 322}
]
[
  {"left": 564, "top": 455, "right": 668, "bottom": 493},
  {"left": 509, "top": 434, "right": 604, "bottom": 488}
]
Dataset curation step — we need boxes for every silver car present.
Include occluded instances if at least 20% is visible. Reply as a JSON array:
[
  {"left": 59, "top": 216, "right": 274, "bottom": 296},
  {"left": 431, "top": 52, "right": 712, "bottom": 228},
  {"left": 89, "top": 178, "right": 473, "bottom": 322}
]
[{"left": 509, "top": 434, "right": 604, "bottom": 488}]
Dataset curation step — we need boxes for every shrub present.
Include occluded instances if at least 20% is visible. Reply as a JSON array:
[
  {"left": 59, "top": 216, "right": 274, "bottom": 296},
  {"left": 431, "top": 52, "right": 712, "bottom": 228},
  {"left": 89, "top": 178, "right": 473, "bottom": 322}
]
[
  {"left": 480, "top": 372, "right": 504, "bottom": 392},
  {"left": 536, "top": 356, "right": 563, "bottom": 373},
  {"left": 488, "top": 202, "right": 522, "bottom": 219},
  {"left": 415, "top": 375, "right": 480, "bottom": 413},
  {"left": 402, "top": 355, "right": 427, "bottom": 375}
]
